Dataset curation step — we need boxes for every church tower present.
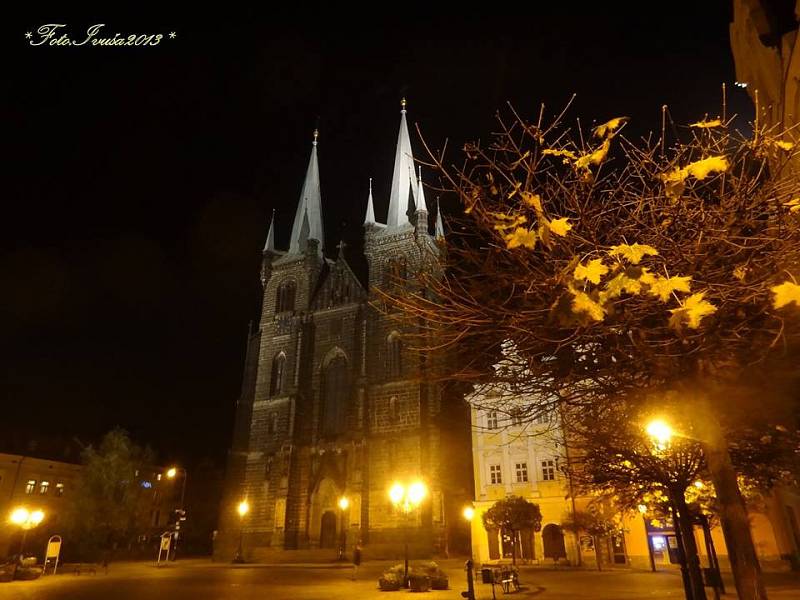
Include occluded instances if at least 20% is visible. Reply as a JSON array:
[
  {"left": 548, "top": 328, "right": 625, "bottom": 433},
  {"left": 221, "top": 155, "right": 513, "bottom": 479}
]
[{"left": 217, "top": 101, "right": 467, "bottom": 561}]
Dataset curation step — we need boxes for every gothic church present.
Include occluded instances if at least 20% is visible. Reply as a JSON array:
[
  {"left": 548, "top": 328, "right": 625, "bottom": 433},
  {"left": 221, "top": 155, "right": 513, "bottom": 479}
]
[{"left": 217, "top": 101, "right": 470, "bottom": 559}]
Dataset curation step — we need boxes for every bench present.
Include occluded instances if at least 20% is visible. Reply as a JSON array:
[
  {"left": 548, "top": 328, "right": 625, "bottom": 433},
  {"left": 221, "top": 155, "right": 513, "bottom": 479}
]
[
  {"left": 67, "top": 563, "right": 98, "bottom": 575},
  {"left": 495, "top": 567, "right": 520, "bottom": 594}
]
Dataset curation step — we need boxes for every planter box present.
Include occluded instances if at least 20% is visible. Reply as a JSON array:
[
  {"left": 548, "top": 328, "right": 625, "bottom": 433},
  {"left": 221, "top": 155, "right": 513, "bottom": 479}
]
[
  {"left": 378, "top": 576, "right": 402, "bottom": 591},
  {"left": 409, "top": 574, "right": 430, "bottom": 592}
]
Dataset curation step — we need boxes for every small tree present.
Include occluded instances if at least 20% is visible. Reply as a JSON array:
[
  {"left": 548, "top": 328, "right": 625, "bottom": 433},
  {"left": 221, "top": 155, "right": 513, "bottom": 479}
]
[
  {"left": 63, "top": 429, "right": 153, "bottom": 560},
  {"left": 482, "top": 496, "right": 542, "bottom": 564}
]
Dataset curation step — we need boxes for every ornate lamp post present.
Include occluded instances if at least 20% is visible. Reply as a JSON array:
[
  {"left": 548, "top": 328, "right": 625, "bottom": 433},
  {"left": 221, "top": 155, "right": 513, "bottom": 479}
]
[
  {"left": 9, "top": 507, "right": 45, "bottom": 556},
  {"left": 388, "top": 480, "right": 427, "bottom": 586},
  {"left": 232, "top": 499, "right": 250, "bottom": 564}
]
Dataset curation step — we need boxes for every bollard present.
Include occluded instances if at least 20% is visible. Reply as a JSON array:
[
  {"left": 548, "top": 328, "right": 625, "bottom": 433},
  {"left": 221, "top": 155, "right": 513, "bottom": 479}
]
[{"left": 461, "top": 559, "right": 476, "bottom": 600}]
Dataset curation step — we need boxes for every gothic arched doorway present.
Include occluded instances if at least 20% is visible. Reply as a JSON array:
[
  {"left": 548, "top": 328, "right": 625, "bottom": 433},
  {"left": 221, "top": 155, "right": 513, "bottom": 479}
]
[
  {"left": 320, "top": 511, "right": 337, "bottom": 549},
  {"left": 542, "top": 524, "right": 567, "bottom": 561}
]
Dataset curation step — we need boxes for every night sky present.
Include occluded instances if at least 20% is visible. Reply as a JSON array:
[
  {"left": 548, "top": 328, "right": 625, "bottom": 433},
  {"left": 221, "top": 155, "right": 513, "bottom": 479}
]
[{"left": 4, "top": 6, "right": 752, "bottom": 467}]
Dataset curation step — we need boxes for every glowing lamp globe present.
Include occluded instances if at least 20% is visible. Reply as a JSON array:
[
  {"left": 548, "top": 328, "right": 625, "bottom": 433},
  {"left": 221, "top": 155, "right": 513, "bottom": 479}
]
[
  {"left": 408, "top": 481, "right": 427, "bottom": 505},
  {"left": 389, "top": 483, "right": 405, "bottom": 505}
]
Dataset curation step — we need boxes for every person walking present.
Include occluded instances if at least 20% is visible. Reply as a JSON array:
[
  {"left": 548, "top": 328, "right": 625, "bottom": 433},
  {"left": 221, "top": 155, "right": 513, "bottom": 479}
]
[{"left": 351, "top": 543, "right": 362, "bottom": 581}]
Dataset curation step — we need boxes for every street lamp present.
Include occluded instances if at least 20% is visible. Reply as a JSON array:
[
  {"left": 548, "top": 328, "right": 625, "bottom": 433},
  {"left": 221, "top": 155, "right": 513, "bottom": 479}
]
[
  {"left": 233, "top": 499, "right": 250, "bottom": 563},
  {"left": 8, "top": 507, "right": 45, "bottom": 556},
  {"left": 462, "top": 505, "right": 476, "bottom": 600},
  {"left": 165, "top": 466, "right": 188, "bottom": 561},
  {"left": 165, "top": 466, "right": 188, "bottom": 509},
  {"left": 337, "top": 496, "right": 349, "bottom": 560},
  {"left": 645, "top": 418, "right": 673, "bottom": 450},
  {"left": 388, "top": 480, "right": 427, "bottom": 586}
]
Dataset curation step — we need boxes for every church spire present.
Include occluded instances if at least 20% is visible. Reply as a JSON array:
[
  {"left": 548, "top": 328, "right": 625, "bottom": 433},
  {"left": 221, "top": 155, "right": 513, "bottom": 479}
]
[
  {"left": 263, "top": 208, "right": 276, "bottom": 252},
  {"left": 289, "top": 129, "right": 324, "bottom": 255},
  {"left": 435, "top": 198, "right": 445, "bottom": 239},
  {"left": 386, "top": 98, "right": 417, "bottom": 229},
  {"left": 364, "top": 177, "right": 376, "bottom": 225},
  {"left": 416, "top": 165, "right": 429, "bottom": 213}
]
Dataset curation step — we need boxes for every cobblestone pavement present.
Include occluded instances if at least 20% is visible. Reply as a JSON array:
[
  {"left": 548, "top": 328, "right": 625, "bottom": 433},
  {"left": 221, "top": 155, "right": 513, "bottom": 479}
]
[{"left": 0, "top": 559, "right": 798, "bottom": 599}]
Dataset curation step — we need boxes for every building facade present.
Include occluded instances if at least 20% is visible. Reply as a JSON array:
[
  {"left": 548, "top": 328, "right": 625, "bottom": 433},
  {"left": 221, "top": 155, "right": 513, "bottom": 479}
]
[
  {"left": 217, "top": 102, "right": 469, "bottom": 560},
  {"left": 468, "top": 392, "right": 800, "bottom": 571},
  {"left": 0, "top": 453, "right": 185, "bottom": 559}
]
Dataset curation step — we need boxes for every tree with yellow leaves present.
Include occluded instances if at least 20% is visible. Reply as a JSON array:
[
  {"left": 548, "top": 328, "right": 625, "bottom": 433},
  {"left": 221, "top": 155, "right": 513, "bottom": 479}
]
[{"left": 380, "top": 103, "right": 800, "bottom": 600}]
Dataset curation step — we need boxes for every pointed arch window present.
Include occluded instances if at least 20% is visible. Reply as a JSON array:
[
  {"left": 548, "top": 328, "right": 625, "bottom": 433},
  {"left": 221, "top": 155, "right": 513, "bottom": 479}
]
[
  {"left": 270, "top": 353, "right": 286, "bottom": 396},
  {"left": 321, "top": 355, "right": 349, "bottom": 437},
  {"left": 276, "top": 281, "right": 296, "bottom": 313},
  {"left": 386, "top": 332, "right": 403, "bottom": 379}
]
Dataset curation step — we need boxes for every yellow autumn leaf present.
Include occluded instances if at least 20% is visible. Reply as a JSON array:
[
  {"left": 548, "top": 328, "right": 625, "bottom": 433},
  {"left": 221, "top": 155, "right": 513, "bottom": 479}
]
[
  {"left": 547, "top": 217, "right": 572, "bottom": 237},
  {"left": 638, "top": 268, "right": 657, "bottom": 286},
  {"left": 574, "top": 258, "right": 609, "bottom": 284},
  {"left": 784, "top": 198, "right": 800, "bottom": 213},
  {"left": 689, "top": 118, "right": 722, "bottom": 129},
  {"left": 685, "top": 156, "right": 729, "bottom": 180},
  {"left": 542, "top": 148, "right": 578, "bottom": 161},
  {"left": 575, "top": 138, "right": 611, "bottom": 170},
  {"left": 504, "top": 227, "right": 537, "bottom": 250},
  {"left": 669, "top": 292, "right": 717, "bottom": 329},
  {"left": 521, "top": 191, "right": 543, "bottom": 212},
  {"left": 774, "top": 140, "right": 795, "bottom": 151},
  {"left": 593, "top": 117, "right": 629, "bottom": 139},
  {"left": 492, "top": 213, "right": 527, "bottom": 231},
  {"left": 647, "top": 275, "right": 692, "bottom": 302},
  {"left": 600, "top": 272, "right": 643, "bottom": 303},
  {"left": 570, "top": 289, "right": 606, "bottom": 321},
  {"left": 609, "top": 243, "right": 659, "bottom": 264},
  {"left": 771, "top": 281, "right": 800, "bottom": 309},
  {"left": 733, "top": 265, "right": 748, "bottom": 281}
]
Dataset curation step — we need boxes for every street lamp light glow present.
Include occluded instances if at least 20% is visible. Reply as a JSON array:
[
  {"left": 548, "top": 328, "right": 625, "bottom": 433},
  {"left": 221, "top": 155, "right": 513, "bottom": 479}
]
[
  {"left": 338, "top": 496, "right": 349, "bottom": 511},
  {"left": 237, "top": 500, "right": 250, "bottom": 518},
  {"left": 166, "top": 467, "right": 177, "bottom": 479},
  {"left": 30, "top": 510, "right": 44, "bottom": 525},
  {"left": 645, "top": 419, "right": 673, "bottom": 447},
  {"left": 9, "top": 507, "right": 29, "bottom": 525},
  {"left": 462, "top": 506, "right": 475, "bottom": 521},
  {"left": 408, "top": 481, "right": 427, "bottom": 505},
  {"left": 389, "top": 482, "right": 405, "bottom": 505}
]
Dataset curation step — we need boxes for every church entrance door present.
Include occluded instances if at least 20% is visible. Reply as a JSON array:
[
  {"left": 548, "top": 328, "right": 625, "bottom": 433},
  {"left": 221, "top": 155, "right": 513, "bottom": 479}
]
[{"left": 320, "top": 511, "right": 337, "bottom": 549}]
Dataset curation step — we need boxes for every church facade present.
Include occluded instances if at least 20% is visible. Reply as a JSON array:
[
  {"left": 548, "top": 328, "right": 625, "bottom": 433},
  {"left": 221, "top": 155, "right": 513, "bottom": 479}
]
[{"left": 216, "top": 102, "right": 471, "bottom": 560}]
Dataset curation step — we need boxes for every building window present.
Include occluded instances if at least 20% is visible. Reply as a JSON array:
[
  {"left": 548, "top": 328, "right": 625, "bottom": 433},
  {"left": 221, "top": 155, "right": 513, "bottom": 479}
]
[
  {"left": 541, "top": 459, "right": 556, "bottom": 481},
  {"left": 535, "top": 411, "right": 550, "bottom": 425},
  {"left": 385, "top": 258, "right": 407, "bottom": 285},
  {"left": 386, "top": 333, "right": 402, "bottom": 379},
  {"left": 276, "top": 281, "right": 296, "bottom": 313},
  {"left": 55, "top": 483, "right": 65, "bottom": 497},
  {"left": 511, "top": 410, "right": 524, "bottom": 426},
  {"left": 515, "top": 463, "right": 528, "bottom": 483},
  {"left": 389, "top": 396, "right": 398, "bottom": 420},
  {"left": 487, "top": 411, "right": 498, "bottom": 430},
  {"left": 270, "top": 353, "right": 286, "bottom": 396},
  {"left": 39, "top": 481, "right": 50, "bottom": 495},
  {"left": 489, "top": 464, "right": 502, "bottom": 485},
  {"left": 156, "top": 473, "right": 162, "bottom": 481},
  {"left": 25, "top": 480, "right": 36, "bottom": 494},
  {"left": 268, "top": 412, "right": 278, "bottom": 435},
  {"left": 321, "top": 355, "right": 349, "bottom": 437}
]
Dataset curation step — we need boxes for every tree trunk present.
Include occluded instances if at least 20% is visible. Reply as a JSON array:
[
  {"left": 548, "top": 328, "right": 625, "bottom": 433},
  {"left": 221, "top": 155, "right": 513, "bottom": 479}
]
[
  {"left": 593, "top": 535, "right": 602, "bottom": 571},
  {"left": 671, "top": 502, "right": 698, "bottom": 600},
  {"left": 703, "top": 429, "right": 768, "bottom": 600},
  {"left": 689, "top": 392, "right": 768, "bottom": 600},
  {"left": 672, "top": 491, "right": 707, "bottom": 600}
]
